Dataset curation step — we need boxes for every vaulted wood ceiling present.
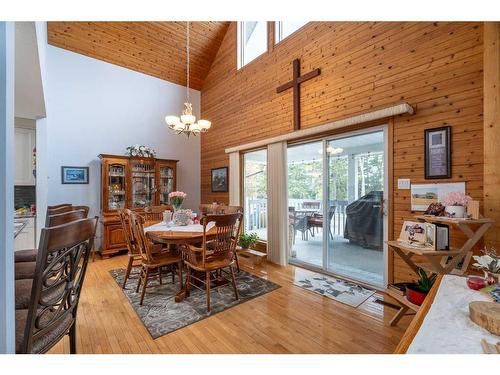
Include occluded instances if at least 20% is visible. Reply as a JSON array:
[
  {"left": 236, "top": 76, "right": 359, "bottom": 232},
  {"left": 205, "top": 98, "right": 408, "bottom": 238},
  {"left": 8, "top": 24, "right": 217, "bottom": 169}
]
[{"left": 47, "top": 22, "right": 230, "bottom": 90}]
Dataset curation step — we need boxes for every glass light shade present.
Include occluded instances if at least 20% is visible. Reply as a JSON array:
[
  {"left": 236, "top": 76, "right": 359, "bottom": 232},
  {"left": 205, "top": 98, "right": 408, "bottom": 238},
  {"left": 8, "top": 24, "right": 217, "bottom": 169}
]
[
  {"left": 173, "top": 122, "right": 185, "bottom": 131},
  {"left": 165, "top": 115, "right": 180, "bottom": 126},
  {"left": 181, "top": 114, "right": 196, "bottom": 125},
  {"left": 198, "top": 119, "right": 211, "bottom": 130},
  {"left": 190, "top": 122, "right": 201, "bottom": 133}
]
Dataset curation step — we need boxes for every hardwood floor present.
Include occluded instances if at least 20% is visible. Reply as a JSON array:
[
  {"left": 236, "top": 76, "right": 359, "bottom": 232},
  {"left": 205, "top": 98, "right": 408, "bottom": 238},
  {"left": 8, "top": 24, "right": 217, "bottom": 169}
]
[{"left": 49, "top": 255, "right": 411, "bottom": 354}]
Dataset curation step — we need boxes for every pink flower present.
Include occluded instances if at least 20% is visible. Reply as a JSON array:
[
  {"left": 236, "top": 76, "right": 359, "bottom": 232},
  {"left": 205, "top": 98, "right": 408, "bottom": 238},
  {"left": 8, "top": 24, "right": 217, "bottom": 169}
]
[
  {"left": 168, "top": 191, "right": 187, "bottom": 199},
  {"left": 441, "top": 191, "right": 472, "bottom": 207}
]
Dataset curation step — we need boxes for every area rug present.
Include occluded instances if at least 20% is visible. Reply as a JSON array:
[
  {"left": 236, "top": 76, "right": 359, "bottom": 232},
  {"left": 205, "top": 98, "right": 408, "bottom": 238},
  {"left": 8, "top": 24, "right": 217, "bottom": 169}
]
[
  {"left": 110, "top": 268, "right": 280, "bottom": 339},
  {"left": 293, "top": 268, "right": 375, "bottom": 307}
]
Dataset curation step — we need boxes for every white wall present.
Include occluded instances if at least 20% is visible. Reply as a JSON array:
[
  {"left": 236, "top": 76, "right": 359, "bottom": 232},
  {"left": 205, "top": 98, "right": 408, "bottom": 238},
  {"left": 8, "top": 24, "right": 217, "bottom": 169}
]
[
  {"left": 45, "top": 45, "right": 201, "bottom": 245},
  {"left": 0, "top": 21, "right": 15, "bottom": 354}
]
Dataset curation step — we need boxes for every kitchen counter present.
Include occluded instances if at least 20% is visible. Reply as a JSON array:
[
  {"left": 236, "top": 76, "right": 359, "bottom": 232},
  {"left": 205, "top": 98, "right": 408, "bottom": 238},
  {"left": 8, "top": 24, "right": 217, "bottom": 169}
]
[{"left": 14, "top": 219, "right": 27, "bottom": 238}]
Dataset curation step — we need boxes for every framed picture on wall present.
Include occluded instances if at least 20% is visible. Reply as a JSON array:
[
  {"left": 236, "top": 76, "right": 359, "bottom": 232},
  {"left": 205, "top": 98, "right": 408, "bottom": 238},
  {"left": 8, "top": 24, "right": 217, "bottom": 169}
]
[
  {"left": 211, "top": 167, "right": 228, "bottom": 192},
  {"left": 61, "top": 166, "right": 89, "bottom": 184},
  {"left": 424, "top": 126, "right": 451, "bottom": 179}
]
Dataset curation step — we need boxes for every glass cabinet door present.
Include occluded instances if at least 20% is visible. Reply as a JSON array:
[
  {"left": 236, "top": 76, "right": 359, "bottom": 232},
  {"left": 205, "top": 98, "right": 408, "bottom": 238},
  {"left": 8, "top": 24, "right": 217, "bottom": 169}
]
[
  {"left": 107, "top": 162, "right": 127, "bottom": 210},
  {"left": 159, "top": 166, "right": 174, "bottom": 205},
  {"left": 130, "top": 160, "right": 155, "bottom": 208}
]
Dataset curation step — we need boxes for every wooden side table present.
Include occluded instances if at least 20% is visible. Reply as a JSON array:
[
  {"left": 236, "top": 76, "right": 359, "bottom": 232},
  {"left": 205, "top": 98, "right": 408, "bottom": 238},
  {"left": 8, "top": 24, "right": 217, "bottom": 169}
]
[{"left": 386, "top": 215, "right": 494, "bottom": 326}]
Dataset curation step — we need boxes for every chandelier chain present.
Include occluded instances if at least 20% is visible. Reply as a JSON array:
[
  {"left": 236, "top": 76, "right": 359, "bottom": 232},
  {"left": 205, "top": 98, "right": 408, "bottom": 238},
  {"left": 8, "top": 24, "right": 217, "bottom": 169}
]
[{"left": 186, "top": 21, "right": 190, "bottom": 102}]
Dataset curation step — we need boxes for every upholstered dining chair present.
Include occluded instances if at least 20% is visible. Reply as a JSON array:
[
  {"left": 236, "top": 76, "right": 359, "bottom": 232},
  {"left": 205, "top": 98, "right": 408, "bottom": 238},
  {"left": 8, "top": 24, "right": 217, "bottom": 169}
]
[
  {"left": 144, "top": 205, "right": 174, "bottom": 222},
  {"left": 15, "top": 209, "right": 89, "bottom": 280},
  {"left": 183, "top": 213, "right": 242, "bottom": 312},
  {"left": 118, "top": 209, "right": 142, "bottom": 289},
  {"left": 15, "top": 217, "right": 98, "bottom": 354},
  {"left": 129, "top": 211, "right": 183, "bottom": 305}
]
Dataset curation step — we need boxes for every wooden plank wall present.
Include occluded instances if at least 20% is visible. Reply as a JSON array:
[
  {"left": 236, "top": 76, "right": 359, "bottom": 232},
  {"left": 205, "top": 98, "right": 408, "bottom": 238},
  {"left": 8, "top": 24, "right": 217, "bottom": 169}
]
[{"left": 200, "top": 22, "right": 484, "bottom": 282}]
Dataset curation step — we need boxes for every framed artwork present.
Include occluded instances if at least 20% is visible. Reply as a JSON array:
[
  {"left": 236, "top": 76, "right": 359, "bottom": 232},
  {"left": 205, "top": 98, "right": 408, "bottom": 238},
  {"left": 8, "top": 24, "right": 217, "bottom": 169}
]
[
  {"left": 425, "top": 126, "right": 451, "bottom": 179},
  {"left": 61, "top": 166, "right": 89, "bottom": 184},
  {"left": 410, "top": 182, "right": 465, "bottom": 211},
  {"left": 211, "top": 167, "right": 228, "bottom": 192}
]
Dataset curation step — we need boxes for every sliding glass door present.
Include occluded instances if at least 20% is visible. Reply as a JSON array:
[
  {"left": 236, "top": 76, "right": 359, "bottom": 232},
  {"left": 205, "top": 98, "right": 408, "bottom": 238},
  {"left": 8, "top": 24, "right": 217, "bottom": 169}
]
[
  {"left": 287, "top": 128, "right": 387, "bottom": 287},
  {"left": 326, "top": 131, "right": 386, "bottom": 286},
  {"left": 287, "top": 141, "right": 323, "bottom": 268}
]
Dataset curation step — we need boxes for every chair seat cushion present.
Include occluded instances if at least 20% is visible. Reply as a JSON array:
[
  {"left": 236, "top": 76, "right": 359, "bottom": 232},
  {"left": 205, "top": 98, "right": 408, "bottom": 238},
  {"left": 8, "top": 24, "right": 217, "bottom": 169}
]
[
  {"left": 15, "top": 279, "right": 33, "bottom": 310},
  {"left": 14, "top": 249, "right": 38, "bottom": 263},
  {"left": 15, "top": 309, "right": 74, "bottom": 354},
  {"left": 15, "top": 261, "right": 36, "bottom": 280}
]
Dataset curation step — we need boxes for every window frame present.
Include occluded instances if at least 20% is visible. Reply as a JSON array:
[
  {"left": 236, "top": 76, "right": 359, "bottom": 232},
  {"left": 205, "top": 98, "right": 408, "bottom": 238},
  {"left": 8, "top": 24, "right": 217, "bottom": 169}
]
[
  {"left": 237, "top": 21, "right": 268, "bottom": 70},
  {"left": 274, "top": 21, "right": 309, "bottom": 45}
]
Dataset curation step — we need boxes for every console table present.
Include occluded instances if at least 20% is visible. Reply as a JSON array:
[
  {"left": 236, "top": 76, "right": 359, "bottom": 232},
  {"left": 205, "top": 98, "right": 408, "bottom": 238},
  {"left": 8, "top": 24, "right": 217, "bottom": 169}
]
[{"left": 387, "top": 215, "right": 494, "bottom": 326}]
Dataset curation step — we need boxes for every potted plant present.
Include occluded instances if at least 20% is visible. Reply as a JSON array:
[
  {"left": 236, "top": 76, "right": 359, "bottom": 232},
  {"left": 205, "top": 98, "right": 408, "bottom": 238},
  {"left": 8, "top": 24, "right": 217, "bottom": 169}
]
[
  {"left": 441, "top": 191, "right": 472, "bottom": 218},
  {"left": 238, "top": 232, "right": 259, "bottom": 250},
  {"left": 406, "top": 268, "right": 437, "bottom": 306}
]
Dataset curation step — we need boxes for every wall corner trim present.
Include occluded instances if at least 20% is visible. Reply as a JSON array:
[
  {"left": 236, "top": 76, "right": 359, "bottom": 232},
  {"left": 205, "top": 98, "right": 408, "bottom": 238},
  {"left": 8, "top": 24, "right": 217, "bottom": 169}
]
[{"left": 225, "top": 101, "right": 414, "bottom": 154}]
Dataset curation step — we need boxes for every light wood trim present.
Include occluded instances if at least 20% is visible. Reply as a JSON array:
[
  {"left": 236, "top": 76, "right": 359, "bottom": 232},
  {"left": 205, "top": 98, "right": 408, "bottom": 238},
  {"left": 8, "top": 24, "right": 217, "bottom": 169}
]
[
  {"left": 394, "top": 275, "right": 443, "bottom": 353},
  {"left": 483, "top": 22, "right": 500, "bottom": 250},
  {"left": 387, "top": 118, "right": 395, "bottom": 284},
  {"left": 225, "top": 102, "right": 414, "bottom": 153}
]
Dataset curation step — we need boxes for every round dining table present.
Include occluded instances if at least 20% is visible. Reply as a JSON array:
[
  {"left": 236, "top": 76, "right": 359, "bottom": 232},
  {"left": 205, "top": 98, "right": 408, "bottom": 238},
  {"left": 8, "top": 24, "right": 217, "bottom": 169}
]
[
  {"left": 145, "top": 221, "right": 218, "bottom": 245},
  {"left": 144, "top": 220, "right": 218, "bottom": 302}
]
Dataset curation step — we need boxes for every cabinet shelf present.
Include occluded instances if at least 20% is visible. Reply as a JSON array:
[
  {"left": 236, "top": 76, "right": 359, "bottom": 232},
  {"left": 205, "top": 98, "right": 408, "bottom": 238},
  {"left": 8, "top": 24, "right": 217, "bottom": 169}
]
[{"left": 99, "top": 154, "right": 178, "bottom": 257}]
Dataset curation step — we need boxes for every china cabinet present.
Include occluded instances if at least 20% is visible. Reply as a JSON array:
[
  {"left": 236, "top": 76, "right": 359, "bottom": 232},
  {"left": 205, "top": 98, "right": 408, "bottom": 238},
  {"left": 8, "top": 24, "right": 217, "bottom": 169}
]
[{"left": 98, "top": 154, "right": 178, "bottom": 257}]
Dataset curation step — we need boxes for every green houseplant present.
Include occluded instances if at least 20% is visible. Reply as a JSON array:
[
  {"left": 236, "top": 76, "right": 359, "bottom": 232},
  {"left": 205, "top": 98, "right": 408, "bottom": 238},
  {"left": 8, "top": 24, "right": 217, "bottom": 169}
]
[
  {"left": 238, "top": 232, "right": 259, "bottom": 250},
  {"left": 405, "top": 268, "right": 437, "bottom": 306}
]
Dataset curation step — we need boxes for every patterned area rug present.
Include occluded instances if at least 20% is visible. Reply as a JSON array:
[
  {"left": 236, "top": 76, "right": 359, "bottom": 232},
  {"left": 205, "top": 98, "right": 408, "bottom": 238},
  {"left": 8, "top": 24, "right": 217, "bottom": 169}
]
[
  {"left": 110, "top": 268, "right": 280, "bottom": 339},
  {"left": 293, "top": 268, "right": 375, "bottom": 307}
]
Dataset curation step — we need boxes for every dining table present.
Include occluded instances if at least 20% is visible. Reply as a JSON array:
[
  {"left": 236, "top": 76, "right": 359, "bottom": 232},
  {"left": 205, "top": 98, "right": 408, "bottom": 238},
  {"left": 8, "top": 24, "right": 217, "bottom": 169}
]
[{"left": 144, "top": 220, "right": 219, "bottom": 302}]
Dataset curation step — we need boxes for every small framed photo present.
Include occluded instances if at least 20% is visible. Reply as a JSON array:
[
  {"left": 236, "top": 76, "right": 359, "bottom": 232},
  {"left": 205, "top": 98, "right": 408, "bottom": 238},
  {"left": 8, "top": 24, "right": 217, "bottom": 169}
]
[
  {"left": 211, "top": 167, "right": 228, "bottom": 192},
  {"left": 61, "top": 166, "right": 89, "bottom": 184},
  {"left": 425, "top": 126, "right": 451, "bottom": 179}
]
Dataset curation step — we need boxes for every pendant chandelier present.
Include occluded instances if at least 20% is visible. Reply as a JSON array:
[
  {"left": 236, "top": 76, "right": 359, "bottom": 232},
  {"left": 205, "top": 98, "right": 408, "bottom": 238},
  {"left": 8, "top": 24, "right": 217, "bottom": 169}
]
[{"left": 165, "top": 21, "right": 211, "bottom": 136}]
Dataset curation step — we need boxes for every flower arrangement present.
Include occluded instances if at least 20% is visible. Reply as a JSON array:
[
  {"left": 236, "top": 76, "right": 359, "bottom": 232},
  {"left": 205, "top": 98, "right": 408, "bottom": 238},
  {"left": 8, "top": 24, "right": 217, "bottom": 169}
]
[
  {"left": 125, "top": 145, "right": 156, "bottom": 158},
  {"left": 168, "top": 191, "right": 187, "bottom": 210},
  {"left": 441, "top": 191, "right": 472, "bottom": 207}
]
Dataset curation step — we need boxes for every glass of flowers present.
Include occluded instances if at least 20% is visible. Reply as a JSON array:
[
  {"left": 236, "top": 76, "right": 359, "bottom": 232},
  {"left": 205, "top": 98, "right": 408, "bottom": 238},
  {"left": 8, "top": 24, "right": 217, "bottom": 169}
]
[
  {"left": 441, "top": 191, "right": 472, "bottom": 218},
  {"left": 168, "top": 191, "right": 187, "bottom": 211}
]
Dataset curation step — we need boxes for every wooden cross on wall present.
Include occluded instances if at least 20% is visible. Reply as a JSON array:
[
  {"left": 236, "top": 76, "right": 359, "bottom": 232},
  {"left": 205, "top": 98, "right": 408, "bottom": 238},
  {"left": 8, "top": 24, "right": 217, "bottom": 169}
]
[{"left": 276, "top": 58, "right": 321, "bottom": 131}]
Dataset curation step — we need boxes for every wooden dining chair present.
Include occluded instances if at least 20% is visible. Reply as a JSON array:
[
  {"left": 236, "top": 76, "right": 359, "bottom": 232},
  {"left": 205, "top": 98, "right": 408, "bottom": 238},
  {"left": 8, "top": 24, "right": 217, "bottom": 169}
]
[
  {"left": 47, "top": 203, "right": 72, "bottom": 210},
  {"left": 199, "top": 205, "right": 243, "bottom": 272},
  {"left": 129, "top": 211, "right": 183, "bottom": 305},
  {"left": 118, "top": 209, "right": 142, "bottom": 289},
  {"left": 47, "top": 205, "right": 75, "bottom": 216},
  {"left": 144, "top": 205, "right": 174, "bottom": 222},
  {"left": 16, "top": 217, "right": 98, "bottom": 353},
  {"left": 199, "top": 202, "right": 227, "bottom": 215},
  {"left": 184, "top": 213, "right": 243, "bottom": 312},
  {"left": 15, "top": 209, "right": 89, "bottom": 280}
]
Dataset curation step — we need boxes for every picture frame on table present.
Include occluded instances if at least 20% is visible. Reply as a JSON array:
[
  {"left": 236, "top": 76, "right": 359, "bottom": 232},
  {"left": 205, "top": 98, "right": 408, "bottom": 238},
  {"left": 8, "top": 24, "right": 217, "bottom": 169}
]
[
  {"left": 424, "top": 126, "right": 451, "bottom": 179},
  {"left": 211, "top": 167, "right": 228, "bottom": 192},
  {"left": 61, "top": 166, "right": 89, "bottom": 184}
]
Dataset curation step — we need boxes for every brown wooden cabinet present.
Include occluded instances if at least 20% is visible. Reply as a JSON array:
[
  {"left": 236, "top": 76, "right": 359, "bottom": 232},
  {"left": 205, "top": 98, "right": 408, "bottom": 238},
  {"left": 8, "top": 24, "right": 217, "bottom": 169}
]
[{"left": 98, "top": 154, "right": 178, "bottom": 258}]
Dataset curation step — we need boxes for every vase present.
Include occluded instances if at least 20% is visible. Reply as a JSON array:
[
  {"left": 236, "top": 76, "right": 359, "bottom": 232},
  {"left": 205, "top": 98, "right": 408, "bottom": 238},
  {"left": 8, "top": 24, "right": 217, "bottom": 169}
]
[
  {"left": 445, "top": 205, "right": 466, "bottom": 218},
  {"left": 405, "top": 285, "right": 427, "bottom": 306}
]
